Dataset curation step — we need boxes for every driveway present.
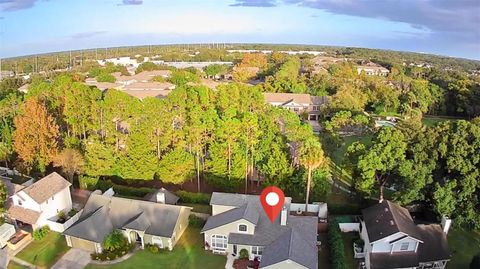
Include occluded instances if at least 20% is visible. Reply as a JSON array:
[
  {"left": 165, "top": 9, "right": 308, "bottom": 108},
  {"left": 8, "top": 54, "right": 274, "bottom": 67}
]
[{"left": 51, "top": 248, "right": 91, "bottom": 269}]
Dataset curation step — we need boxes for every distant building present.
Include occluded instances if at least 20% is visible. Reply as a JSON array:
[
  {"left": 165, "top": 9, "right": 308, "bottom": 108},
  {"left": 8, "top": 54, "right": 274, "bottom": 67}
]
[
  {"left": 310, "top": 56, "right": 347, "bottom": 73},
  {"left": 356, "top": 63, "right": 390, "bottom": 76},
  {"left": 17, "top": 84, "right": 30, "bottom": 93},
  {"left": 263, "top": 93, "right": 327, "bottom": 121}
]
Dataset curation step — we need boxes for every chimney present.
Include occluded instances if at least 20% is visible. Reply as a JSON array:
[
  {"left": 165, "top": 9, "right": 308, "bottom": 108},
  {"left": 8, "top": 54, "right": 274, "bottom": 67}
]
[
  {"left": 280, "top": 206, "right": 288, "bottom": 226},
  {"left": 156, "top": 192, "right": 166, "bottom": 204},
  {"left": 441, "top": 216, "right": 452, "bottom": 234}
]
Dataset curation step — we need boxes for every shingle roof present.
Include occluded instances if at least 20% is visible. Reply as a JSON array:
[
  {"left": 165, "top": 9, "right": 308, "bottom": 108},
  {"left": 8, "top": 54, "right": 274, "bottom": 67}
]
[
  {"left": 201, "top": 203, "right": 259, "bottom": 232},
  {"left": 21, "top": 172, "right": 71, "bottom": 204},
  {"left": 64, "top": 194, "right": 190, "bottom": 243},
  {"left": 362, "top": 200, "right": 423, "bottom": 243},
  {"left": 417, "top": 224, "right": 450, "bottom": 263},
  {"left": 121, "top": 89, "right": 172, "bottom": 100},
  {"left": 7, "top": 206, "right": 41, "bottom": 225},
  {"left": 370, "top": 252, "right": 419, "bottom": 269},
  {"left": 145, "top": 188, "right": 179, "bottom": 205}
]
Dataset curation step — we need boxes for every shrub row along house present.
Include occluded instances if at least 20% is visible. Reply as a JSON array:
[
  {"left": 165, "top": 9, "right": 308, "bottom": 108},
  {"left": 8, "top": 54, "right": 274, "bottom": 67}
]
[
  {"left": 360, "top": 200, "right": 451, "bottom": 269},
  {"left": 63, "top": 192, "right": 191, "bottom": 253},
  {"left": 202, "top": 192, "right": 321, "bottom": 269}
]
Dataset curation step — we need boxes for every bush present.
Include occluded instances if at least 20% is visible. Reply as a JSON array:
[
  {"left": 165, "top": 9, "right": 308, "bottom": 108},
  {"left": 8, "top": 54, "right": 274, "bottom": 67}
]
[
  {"left": 328, "top": 219, "right": 347, "bottom": 269},
  {"left": 113, "top": 184, "right": 156, "bottom": 198},
  {"left": 146, "top": 244, "right": 161, "bottom": 254},
  {"left": 57, "top": 211, "right": 66, "bottom": 223},
  {"left": 91, "top": 242, "right": 134, "bottom": 261},
  {"left": 188, "top": 215, "right": 206, "bottom": 228},
  {"left": 33, "top": 226, "right": 50, "bottom": 240},
  {"left": 239, "top": 249, "right": 249, "bottom": 259},
  {"left": 79, "top": 175, "right": 99, "bottom": 190},
  {"left": 176, "top": 190, "right": 211, "bottom": 204},
  {"left": 68, "top": 209, "right": 78, "bottom": 217},
  {"left": 103, "top": 230, "right": 128, "bottom": 252},
  {"left": 96, "top": 73, "right": 115, "bottom": 83}
]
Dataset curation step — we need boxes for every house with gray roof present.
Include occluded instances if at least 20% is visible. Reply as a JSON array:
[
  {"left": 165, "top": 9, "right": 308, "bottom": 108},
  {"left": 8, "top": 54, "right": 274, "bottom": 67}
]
[
  {"left": 202, "top": 192, "right": 319, "bottom": 269},
  {"left": 5, "top": 172, "right": 72, "bottom": 230},
  {"left": 359, "top": 200, "right": 451, "bottom": 269},
  {"left": 63, "top": 193, "right": 191, "bottom": 253}
]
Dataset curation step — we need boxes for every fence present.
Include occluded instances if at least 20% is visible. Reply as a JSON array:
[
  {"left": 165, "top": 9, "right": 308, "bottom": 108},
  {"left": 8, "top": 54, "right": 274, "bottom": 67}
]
[{"left": 45, "top": 210, "right": 83, "bottom": 233}]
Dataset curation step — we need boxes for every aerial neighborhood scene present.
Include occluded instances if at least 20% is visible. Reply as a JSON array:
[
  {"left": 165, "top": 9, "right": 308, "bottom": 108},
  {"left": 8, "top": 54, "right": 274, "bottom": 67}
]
[{"left": 0, "top": 0, "right": 480, "bottom": 269}]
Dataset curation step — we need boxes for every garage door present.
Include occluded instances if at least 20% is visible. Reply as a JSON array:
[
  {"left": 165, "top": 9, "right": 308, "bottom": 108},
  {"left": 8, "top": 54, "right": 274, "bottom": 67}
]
[{"left": 70, "top": 237, "right": 96, "bottom": 252}]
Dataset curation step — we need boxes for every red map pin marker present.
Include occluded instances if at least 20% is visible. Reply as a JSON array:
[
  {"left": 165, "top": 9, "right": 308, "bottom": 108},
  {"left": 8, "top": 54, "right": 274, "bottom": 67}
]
[{"left": 260, "top": 186, "right": 285, "bottom": 223}]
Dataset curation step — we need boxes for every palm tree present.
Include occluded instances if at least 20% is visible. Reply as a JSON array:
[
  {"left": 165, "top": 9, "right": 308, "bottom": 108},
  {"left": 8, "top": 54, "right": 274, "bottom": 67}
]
[{"left": 299, "top": 138, "right": 326, "bottom": 212}]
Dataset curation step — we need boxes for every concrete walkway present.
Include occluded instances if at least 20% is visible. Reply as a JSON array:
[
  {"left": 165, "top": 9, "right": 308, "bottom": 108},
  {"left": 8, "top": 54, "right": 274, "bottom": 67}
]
[
  {"left": 9, "top": 257, "right": 36, "bottom": 269},
  {"left": 225, "top": 254, "right": 235, "bottom": 269},
  {"left": 51, "top": 249, "right": 91, "bottom": 269}
]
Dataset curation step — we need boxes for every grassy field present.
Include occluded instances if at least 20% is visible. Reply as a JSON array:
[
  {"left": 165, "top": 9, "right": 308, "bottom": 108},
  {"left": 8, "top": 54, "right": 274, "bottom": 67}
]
[
  {"left": 15, "top": 231, "right": 70, "bottom": 269},
  {"left": 86, "top": 227, "right": 226, "bottom": 269},
  {"left": 447, "top": 228, "right": 480, "bottom": 269},
  {"left": 328, "top": 135, "right": 373, "bottom": 168}
]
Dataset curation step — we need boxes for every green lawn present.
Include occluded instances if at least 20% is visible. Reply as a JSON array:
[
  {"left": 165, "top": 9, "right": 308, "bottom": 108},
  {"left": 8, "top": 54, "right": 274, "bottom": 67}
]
[
  {"left": 341, "top": 232, "right": 358, "bottom": 269},
  {"left": 328, "top": 135, "right": 373, "bottom": 167},
  {"left": 178, "top": 203, "right": 211, "bottom": 214},
  {"left": 15, "top": 231, "right": 70, "bottom": 269},
  {"left": 447, "top": 228, "right": 480, "bottom": 269},
  {"left": 422, "top": 117, "right": 451, "bottom": 127},
  {"left": 7, "top": 261, "right": 28, "bottom": 269},
  {"left": 86, "top": 227, "right": 226, "bottom": 269}
]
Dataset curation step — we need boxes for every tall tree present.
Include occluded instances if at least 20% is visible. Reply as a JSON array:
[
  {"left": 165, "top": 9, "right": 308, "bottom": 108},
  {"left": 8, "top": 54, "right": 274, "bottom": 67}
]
[
  {"left": 13, "top": 98, "right": 59, "bottom": 173},
  {"left": 299, "top": 138, "right": 327, "bottom": 210},
  {"left": 52, "top": 148, "right": 85, "bottom": 184},
  {"left": 157, "top": 148, "right": 195, "bottom": 184}
]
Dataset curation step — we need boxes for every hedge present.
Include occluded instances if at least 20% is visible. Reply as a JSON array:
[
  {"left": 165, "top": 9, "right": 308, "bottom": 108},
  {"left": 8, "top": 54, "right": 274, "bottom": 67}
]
[
  {"left": 328, "top": 219, "right": 347, "bottom": 269},
  {"left": 78, "top": 178, "right": 156, "bottom": 198},
  {"left": 32, "top": 226, "right": 50, "bottom": 240},
  {"left": 328, "top": 203, "right": 362, "bottom": 215},
  {"left": 113, "top": 184, "right": 156, "bottom": 198},
  {"left": 79, "top": 175, "right": 99, "bottom": 190},
  {"left": 176, "top": 190, "right": 211, "bottom": 204}
]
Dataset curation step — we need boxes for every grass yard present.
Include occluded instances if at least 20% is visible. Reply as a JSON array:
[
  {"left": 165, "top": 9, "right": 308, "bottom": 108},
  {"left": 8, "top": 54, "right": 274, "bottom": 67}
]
[
  {"left": 327, "top": 135, "right": 373, "bottom": 167},
  {"left": 7, "top": 261, "right": 28, "bottom": 269},
  {"left": 341, "top": 232, "right": 358, "bottom": 269},
  {"left": 15, "top": 231, "right": 70, "bottom": 269},
  {"left": 86, "top": 227, "right": 226, "bottom": 269},
  {"left": 178, "top": 203, "right": 211, "bottom": 214},
  {"left": 447, "top": 228, "right": 480, "bottom": 269}
]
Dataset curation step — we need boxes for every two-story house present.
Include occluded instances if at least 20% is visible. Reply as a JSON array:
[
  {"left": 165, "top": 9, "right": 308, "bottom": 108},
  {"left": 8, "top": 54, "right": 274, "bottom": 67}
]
[
  {"left": 6, "top": 172, "right": 72, "bottom": 230},
  {"left": 201, "top": 192, "right": 318, "bottom": 269},
  {"left": 360, "top": 200, "right": 450, "bottom": 269},
  {"left": 263, "top": 93, "right": 327, "bottom": 122}
]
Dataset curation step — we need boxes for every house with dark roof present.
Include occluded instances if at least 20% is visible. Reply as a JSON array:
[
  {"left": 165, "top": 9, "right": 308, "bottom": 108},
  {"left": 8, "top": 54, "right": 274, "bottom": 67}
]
[
  {"left": 360, "top": 200, "right": 451, "bottom": 269},
  {"left": 63, "top": 193, "right": 191, "bottom": 254},
  {"left": 201, "top": 192, "right": 319, "bottom": 269},
  {"left": 5, "top": 172, "right": 72, "bottom": 230}
]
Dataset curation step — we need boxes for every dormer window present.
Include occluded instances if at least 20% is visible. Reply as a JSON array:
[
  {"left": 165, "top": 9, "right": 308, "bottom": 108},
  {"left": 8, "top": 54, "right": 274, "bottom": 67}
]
[
  {"left": 400, "top": 242, "right": 409, "bottom": 251},
  {"left": 238, "top": 224, "right": 247, "bottom": 232}
]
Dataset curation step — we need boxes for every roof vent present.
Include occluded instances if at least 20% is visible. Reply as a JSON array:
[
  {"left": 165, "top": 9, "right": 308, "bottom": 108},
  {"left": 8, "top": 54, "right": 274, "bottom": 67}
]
[
  {"left": 384, "top": 207, "right": 389, "bottom": 212},
  {"left": 390, "top": 220, "right": 395, "bottom": 226}
]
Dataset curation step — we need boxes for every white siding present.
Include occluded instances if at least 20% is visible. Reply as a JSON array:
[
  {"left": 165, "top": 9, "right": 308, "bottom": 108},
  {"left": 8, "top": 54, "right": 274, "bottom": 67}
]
[
  {"left": 37, "top": 187, "right": 73, "bottom": 227},
  {"left": 12, "top": 192, "right": 41, "bottom": 212},
  {"left": 211, "top": 205, "right": 236, "bottom": 216}
]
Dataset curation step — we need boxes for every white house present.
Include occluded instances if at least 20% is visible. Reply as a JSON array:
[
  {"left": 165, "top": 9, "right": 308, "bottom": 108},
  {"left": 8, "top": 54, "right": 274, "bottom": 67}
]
[
  {"left": 6, "top": 172, "right": 72, "bottom": 230},
  {"left": 359, "top": 200, "right": 451, "bottom": 269}
]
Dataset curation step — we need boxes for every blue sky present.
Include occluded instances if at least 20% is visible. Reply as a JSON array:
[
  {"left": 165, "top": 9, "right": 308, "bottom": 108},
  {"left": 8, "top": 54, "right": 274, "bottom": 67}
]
[{"left": 0, "top": 0, "right": 479, "bottom": 60}]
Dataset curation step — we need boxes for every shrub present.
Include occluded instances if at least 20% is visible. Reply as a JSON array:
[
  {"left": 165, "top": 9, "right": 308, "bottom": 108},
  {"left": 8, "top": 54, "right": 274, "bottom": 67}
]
[
  {"left": 188, "top": 215, "right": 206, "bottom": 228},
  {"left": 176, "top": 190, "right": 211, "bottom": 204},
  {"left": 33, "top": 226, "right": 50, "bottom": 240},
  {"left": 96, "top": 73, "right": 115, "bottom": 83},
  {"left": 57, "top": 211, "right": 66, "bottom": 223},
  {"left": 328, "top": 219, "right": 347, "bottom": 269},
  {"left": 239, "top": 248, "right": 249, "bottom": 259},
  {"left": 91, "top": 242, "right": 134, "bottom": 261},
  {"left": 79, "top": 175, "right": 99, "bottom": 190},
  {"left": 146, "top": 244, "right": 161, "bottom": 254},
  {"left": 68, "top": 209, "right": 78, "bottom": 217},
  {"left": 103, "top": 230, "right": 128, "bottom": 252},
  {"left": 113, "top": 184, "right": 156, "bottom": 198}
]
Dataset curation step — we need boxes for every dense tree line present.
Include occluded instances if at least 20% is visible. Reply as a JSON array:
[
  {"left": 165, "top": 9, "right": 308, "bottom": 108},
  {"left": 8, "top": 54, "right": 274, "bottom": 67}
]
[{"left": 0, "top": 73, "right": 330, "bottom": 205}]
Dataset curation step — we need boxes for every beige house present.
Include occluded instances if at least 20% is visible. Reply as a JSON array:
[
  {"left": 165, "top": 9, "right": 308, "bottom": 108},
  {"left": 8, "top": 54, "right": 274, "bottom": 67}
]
[
  {"left": 356, "top": 63, "right": 390, "bottom": 76},
  {"left": 202, "top": 192, "right": 319, "bottom": 269},
  {"left": 63, "top": 193, "right": 191, "bottom": 253}
]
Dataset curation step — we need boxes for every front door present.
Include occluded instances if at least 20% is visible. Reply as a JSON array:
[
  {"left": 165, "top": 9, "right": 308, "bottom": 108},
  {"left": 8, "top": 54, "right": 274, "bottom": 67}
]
[{"left": 233, "top": 245, "right": 237, "bottom": 256}]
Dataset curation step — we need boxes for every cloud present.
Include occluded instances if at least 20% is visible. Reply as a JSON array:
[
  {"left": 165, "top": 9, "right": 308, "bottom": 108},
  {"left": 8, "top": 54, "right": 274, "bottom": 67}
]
[
  {"left": 70, "top": 31, "right": 107, "bottom": 39},
  {"left": 120, "top": 0, "right": 143, "bottom": 5},
  {"left": 0, "top": 0, "right": 38, "bottom": 11},
  {"left": 230, "top": 0, "right": 277, "bottom": 7}
]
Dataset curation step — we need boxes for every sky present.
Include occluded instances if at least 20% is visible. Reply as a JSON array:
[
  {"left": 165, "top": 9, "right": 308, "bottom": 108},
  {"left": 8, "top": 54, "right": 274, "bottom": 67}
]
[{"left": 0, "top": 0, "right": 479, "bottom": 60}]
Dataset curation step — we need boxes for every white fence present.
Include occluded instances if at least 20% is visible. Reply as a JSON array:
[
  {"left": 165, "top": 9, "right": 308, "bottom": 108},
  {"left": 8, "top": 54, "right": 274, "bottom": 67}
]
[
  {"left": 290, "top": 202, "right": 328, "bottom": 218},
  {"left": 339, "top": 223, "right": 360, "bottom": 232},
  {"left": 45, "top": 210, "right": 83, "bottom": 233}
]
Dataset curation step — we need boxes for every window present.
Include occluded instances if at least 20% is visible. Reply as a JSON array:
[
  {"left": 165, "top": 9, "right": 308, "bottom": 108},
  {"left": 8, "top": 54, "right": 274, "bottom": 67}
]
[
  {"left": 251, "top": 246, "right": 264, "bottom": 259},
  {"left": 52, "top": 195, "right": 55, "bottom": 200},
  {"left": 18, "top": 200, "right": 22, "bottom": 206},
  {"left": 400, "top": 242, "right": 409, "bottom": 251},
  {"left": 211, "top": 235, "right": 227, "bottom": 251},
  {"left": 238, "top": 224, "right": 247, "bottom": 232},
  {"left": 313, "top": 106, "right": 319, "bottom": 111}
]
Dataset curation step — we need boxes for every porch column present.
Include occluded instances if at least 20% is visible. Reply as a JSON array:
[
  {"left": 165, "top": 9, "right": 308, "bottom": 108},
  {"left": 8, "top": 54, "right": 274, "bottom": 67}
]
[
  {"left": 140, "top": 234, "right": 144, "bottom": 249},
  {"left": 127, "top": 230, "right": 131, "bottom": 244}
]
